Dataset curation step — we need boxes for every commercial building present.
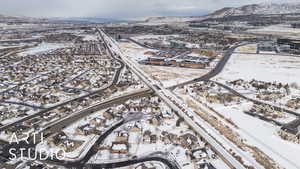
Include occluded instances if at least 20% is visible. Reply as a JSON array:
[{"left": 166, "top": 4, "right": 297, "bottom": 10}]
[{"left": 139, "top": 56, "right": 209, "bottom": 69}]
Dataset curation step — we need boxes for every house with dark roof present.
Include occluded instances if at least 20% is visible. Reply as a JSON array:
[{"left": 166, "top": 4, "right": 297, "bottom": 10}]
[{"left": 279, "top": 118, "right": 300, "bottom": 143}]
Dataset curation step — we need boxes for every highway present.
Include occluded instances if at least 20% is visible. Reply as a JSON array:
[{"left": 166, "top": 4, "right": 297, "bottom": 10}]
[
  {"left": 127, "top": 35, "right": 248, "bottom": 91},
  {"left": 0, "top": 72, "right": 116, "bottom": 131},
  {"left": 0, "top": 29, "right": 162, "bottom": 169},
  {"left": 20, "top": 29, "right": 178, "bottom": 169},
  {"left": 39, "top": 29, "right": 177, "bottom": 169},
  {"left": 99, "top": 28, "right": 254, "bottom": 169},
  {"left": 0, "top": 89, "right": 152, "bottom": 167},
  {"left": 0, "top": 32, "right": 157, "bottom": 168},
  {"left": 41, "top": 89, "right": 152, "bottom": 137},
  {"left": 114, "top": 34, "right": 300, "bottom": 169},
  {"left": 0, "top": 38, "right": 125, "bottom": 132},
  {"left": 1, "top": 29, "right": 180, "bottom": 169},
  {"left": 0, "top": 28, "right": 262, "bottom": 169}
]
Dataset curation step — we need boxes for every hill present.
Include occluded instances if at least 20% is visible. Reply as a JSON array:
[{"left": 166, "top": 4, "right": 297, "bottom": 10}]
[
  {"left": 208, "top": 2, "right": 300, "bottom": 18},
  {"left": 145, "top": 2, "right": 300, "bottom": 24}
]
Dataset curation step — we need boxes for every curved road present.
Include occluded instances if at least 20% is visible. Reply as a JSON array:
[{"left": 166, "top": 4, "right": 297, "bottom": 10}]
[
  {"left": 102, "top": 30, "right": 254, "bottom": 169},
  {"left": 37, "top": 112, "right": 146, "bottom": 168},
  {"left": 126, "top": 36, "right": 248, "bottom": 90},
  {"left": 87, "top": 153, "right": 180, "bottom": 169},
  {"left": 0, "top": 38, "right": 125, "bottom": 132},
  {"left": 211, "top": 80, "right": 300, "bottom": 118},
  {"left": 169, "top": 43, "right": 248, "bottom": 89}
]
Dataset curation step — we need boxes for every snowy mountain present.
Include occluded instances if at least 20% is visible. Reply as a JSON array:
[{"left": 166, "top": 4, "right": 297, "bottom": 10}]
[
  {"left": 145, "top": 16, "right": 203, "bottom": 23},
  {"left": 145, "top": 2, "right": 300, "bottom": 23},
  {"left": 209, "top": 2, "right": 300, "bottom": 18},
  {"left": 51, "top": 17, "right": 125, "bottom": 23},
  {"left": 0, "top": 14, "right": 47, "bottom": 23}
]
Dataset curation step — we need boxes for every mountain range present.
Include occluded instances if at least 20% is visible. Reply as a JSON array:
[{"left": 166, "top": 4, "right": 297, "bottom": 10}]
[
  {"left": 49, "top": 17, "right": 125, "bottom": 23},
  {"left": 145, "top": 2, "right": 300, "bottom": 23},
  {"left": 1, "top": 2, "right": 300, "bottom": 24},
  {"left": 208, "top": 2, "right": 300, "bottom": 18}
]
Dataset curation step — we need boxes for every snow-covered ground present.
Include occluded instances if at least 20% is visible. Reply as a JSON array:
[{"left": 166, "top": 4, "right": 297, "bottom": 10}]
[
  {"left": 19, "top": 43, "right": 68, "bottom": 55},
  {"left": 81, "top": 34, "right": 98, "bottom": 41},
  {"left": 199, "top": 48, "right": 300, "bottom": 168},
  {"left": 119, "top": 42, "right": 210, "bottom": 87},
  {"left": 177, "top": 89, "right": 300, "bottom": 169},
  {"left": 213, "top": 45, "right": 300, "bottom": 114},
  {"left": 175, "top": 90, "right": 265, "bottom": 168},
  {"left": 141, "top": 65, "right": 208, "bottom": 87},
  {"left": 132, "top": 34, "right": 179, "bottom": 41},
  {"left": 248, "top": 24, "right": 300, "bottom": 36},
  {"left": 0, "top": 45, "right": 18, "bottom": 50},
  {"left": 36, "top": 109, "right": 114, "bottom": 161},
  {"left": 214, "top": 103, "right": 300, "bottom": 169},
  {"left": 235, "top": 44, "right": 257, "bottom": 53},
  {"left": 215, "top": 52, "right": 300, "bottom": 85}
]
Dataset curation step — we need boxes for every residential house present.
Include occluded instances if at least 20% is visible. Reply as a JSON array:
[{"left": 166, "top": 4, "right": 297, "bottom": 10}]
[
  {"left": 279, "top": 118, "right": 300, "bottom": 143},
  {"left": 111, "top": 142, "right": 129, "bottom": 154}
]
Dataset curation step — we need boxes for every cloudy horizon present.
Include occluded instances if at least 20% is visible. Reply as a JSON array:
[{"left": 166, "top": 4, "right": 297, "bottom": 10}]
[{"left": 0, "top": 0, "right": 299, "bottom": 19}]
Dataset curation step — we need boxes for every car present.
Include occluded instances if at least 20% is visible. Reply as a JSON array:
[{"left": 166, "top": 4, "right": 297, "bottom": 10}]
[{"left": 183, "top": 163, "right": 190, "bottom": 167}]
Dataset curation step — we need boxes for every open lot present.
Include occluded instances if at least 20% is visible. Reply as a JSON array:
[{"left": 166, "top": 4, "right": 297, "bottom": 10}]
[
  {"left": 248, "top": 24, "right": 300, "bottom": 36},
  {"left": 120, "top": 42, "right": 211, "bottom": 87},
  {"left": 215, "top": 52, "right": 300, "bottom": 85}
]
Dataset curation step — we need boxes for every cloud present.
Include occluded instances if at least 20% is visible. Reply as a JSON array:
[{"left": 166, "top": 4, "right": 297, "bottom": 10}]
[{"left": 0, "top": 0, "right": 295, "bottom": 19}]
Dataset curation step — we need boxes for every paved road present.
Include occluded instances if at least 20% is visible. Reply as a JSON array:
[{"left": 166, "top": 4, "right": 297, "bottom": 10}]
[
  {"left": 121, "top": 33, "right": 300, "bottom": 169},
  {"left": 0, "top": 82, "right": 113, "bottom": 131},
  {"left": 0, "top": 71, "right": 53, "bottom": 95},
  {"left": 0, "top": 89, "right": 152, "bottom": 163},
  {"left": 35, "top": 112, "right": 146, "bottom": 169},
  {"left": 0, "top": 31, "right": 153, "bottom": 168},
  {"left": 169, "top": 43, "right": 247, "bottom": 90},
  {"left": 87, "top": 152, "right": 180, "bottom": 169},
  {"left": 0, "top": 39, "right": 125, "bottom": 132},
  {"left": 1, "top": 30, "right": 249, "bottom": 169},
  {"left": 100, "top": 28, "right": 250, "bottom": 169},
  {"left": 127, "top": 38, "right": 156, "bottom": 50},
  {"left": 75, "top": 112, "right": 146, "bottom": 166},
  {"left": 127, "top": 36, "right": 247, "bottom": 91},
  {"left": 210, "top": 83, "right": 300, "bottom": 169},
  {"left": 41, "top": 89, "right": 151, "bottom": 138},
  {"left": 43, "top": 28, "right": 180, "bottom": 169},
  {"left": 2, "top": 101, "right": 45, "bottom": 110},
  {"left": 211, "top": 80, "right": 300, "bottom": 118}
]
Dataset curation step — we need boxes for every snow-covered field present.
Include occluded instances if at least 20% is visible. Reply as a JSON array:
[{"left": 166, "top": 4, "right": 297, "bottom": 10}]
[
  {"left": 215, "top": 52, "right": 300, "bottom": 85},
  {"left": 178, "top": 88, "right": 300, "bottom": 169},
  {"left": 19, "top": 43, "right": 68, "bottom": 55},
  {"left": 0, "top": 45, "right": 18, "bottom": 50},
  {"left": 235, "top": 44, "right": 257, "bottom": 53},
  {"left": 132, "top": 34, "right": 179, "bottom": 41},
  {"left": 206, "top": 49, "right": 300, "bottom": 169},
  {"left": 120, "top": 42, "right": 210, "bottom": 87},
  {"left": 213, "top": 103, "right": 300, "bottom": 169},
  {"left": 248, "top": 24, "right": 300, "bottom": 36},
  {"left": 141, "top": 65, "right": 208, "bottom": 87},
  {"left": 81, "top": 34, "right": 98, "bottom": 41}
]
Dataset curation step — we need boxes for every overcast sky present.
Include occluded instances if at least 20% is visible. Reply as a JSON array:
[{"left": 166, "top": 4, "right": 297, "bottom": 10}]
[{"left": 0, "top": 0, "right": 297, "bottom": 19}]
